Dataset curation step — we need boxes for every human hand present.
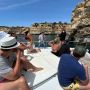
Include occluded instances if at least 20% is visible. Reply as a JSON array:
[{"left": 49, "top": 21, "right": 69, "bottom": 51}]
[
  {"left": 18, "top": 42, "right": 27, "bottom": 51},
  {"left": 83, "top": 64, "right": 88, "bottom": 70}
]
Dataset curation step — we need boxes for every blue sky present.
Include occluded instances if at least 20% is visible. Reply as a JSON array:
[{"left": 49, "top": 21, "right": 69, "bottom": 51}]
[{"left": 0, "top": 0, "right": 82, "bottom": 26}]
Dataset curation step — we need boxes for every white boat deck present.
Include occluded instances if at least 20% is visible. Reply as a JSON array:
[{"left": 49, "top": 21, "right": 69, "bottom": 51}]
[
  {"left": 23, "top": 47, "right": 90, "bottom": 90},
  {"left": 23, "top": 47, "right": 63, "bottom": 90}
]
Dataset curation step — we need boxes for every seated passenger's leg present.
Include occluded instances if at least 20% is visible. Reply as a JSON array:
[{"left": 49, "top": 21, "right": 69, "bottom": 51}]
[{"left": 0, "top": 76, "right": 31, "bottom": 90}]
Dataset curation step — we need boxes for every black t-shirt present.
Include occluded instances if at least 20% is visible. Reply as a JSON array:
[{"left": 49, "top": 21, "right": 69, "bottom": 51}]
[
  {"left": 52, "top": 44, "right": 70, "bottom": 57},
  {"left": 59, "top": 31, "right": 66, "bottom": 41}
]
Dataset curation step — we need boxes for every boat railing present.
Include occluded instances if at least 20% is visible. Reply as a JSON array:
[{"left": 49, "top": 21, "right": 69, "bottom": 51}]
[
  {"left": 22, "top": 40, "right": 90, "bottom": 53},
  {"left": 22, "top": 40, "right": 90, "bottom": 48}
]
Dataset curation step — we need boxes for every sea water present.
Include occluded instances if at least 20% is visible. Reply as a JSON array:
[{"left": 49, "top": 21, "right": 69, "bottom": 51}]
[
  {"left": 17, "top": 34, "right": 56, "bottom": 47},
  {"left": 16, "top": 34, "right": 90, "bottom": 53}
]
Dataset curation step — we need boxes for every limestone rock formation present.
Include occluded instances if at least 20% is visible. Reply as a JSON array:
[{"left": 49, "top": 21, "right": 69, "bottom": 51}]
[
  {"left": 0, "top": 23, "right": 71, "bottom": 34},
  {"left": 0, "top": 0, "right": 90, "bottom": 38},
  {"left": 71, "top": 0, "right": 90, "bottom": 41}
]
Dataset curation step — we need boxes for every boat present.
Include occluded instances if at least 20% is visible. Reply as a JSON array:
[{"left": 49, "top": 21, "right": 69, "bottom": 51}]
[{"left": 23, "top": 47, "right": 90, "bottom": 90}]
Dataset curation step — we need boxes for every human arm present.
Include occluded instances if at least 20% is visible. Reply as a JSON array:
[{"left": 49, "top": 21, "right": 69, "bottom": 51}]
[
  {"left": 18, "top": 42, "right": 27, "bottom": 51},
  {"left": 18, "top": 42, "right": 32, "bottom": 53},
  {"left": 2, "top": 50, "right": 22, "bottom": 80},
  {"left": 77, "top": 64, "right": 89, "bottom": 85},
  {"left": 48, "top": 41, "right": 53, "bottom": 46}
]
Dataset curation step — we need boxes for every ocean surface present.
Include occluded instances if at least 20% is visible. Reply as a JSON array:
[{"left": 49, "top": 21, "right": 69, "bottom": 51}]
[{"left": 17, "top": 34, "right": 57, "bottom": 47}]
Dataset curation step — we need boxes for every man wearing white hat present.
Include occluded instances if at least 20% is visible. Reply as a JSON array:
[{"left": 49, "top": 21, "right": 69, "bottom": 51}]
[{"left": 0, "top": 36, "right": 31, "bottom": 90}]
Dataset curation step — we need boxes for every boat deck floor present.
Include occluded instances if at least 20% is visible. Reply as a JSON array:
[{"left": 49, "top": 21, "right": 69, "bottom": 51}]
[
  {"left": 23, "top": 47, "right": 63, "bottom": 90},
  {"left": 23, "top": 47, "right": 90, "bottom": 90}
]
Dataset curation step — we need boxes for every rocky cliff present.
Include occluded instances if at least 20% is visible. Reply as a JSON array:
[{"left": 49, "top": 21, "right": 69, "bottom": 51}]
[
  {"left": 71, "top": 0, "right": 90, "bottom": 39},
  {"left": 0, "top": 0, "right": 90, "bottom": 37},
  {"left": 0, "top": 23, "right": 71, "bottom": 34}
]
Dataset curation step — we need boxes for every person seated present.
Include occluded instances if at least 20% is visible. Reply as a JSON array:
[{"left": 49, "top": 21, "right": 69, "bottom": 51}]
[
  {"left": 0, "top": 36, "right": 43, "bottom": 90},
  {"left": 0, "top": 36, "right": 32, "bottom": 90},
  {"left": 24, "top": 30, "right": 41, "bottom": 53},
  {"left": 58, "top": 45, "right": 90, "bottom": 90},
  {"left": 8, "top": 31, "right": 43, "bottom": 71},
  {"left": 6, "top": 31, "right": 42, "bottom": 70},
  {"left": 48, "top": 37, "right": 70, "bottom": 57}
]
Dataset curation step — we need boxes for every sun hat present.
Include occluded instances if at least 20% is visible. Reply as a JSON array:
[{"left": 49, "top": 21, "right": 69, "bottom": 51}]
[
  {"left": 0, "top": 31, "right": 10, "bottom": 41},
  {"left": 0, "top": 36, "right": 20, "bottom": 49}
]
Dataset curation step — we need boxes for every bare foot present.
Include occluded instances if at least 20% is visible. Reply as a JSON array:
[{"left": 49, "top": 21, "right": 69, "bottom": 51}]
[
  {"left": 27, "top": 67, "right": 43, "bottom": 72},
  {"left": 36, "top": 49, "right": 41, "bottom": 52},
  {"left": 30, "top": 49, "right": 38, "bottom": 53},
  {"left": 33, "top": 67, "right": 43, "bottom": 72}
]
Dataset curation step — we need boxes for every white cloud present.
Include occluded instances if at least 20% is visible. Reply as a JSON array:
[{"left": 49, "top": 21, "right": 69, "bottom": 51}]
[{"left": 0, "top": 0, "right": 41, "bottom": 10}]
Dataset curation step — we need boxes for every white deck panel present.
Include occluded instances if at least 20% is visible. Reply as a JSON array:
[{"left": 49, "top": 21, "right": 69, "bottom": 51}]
[
  {"left": 23, "top": 48, "right": 63, "bottom": 90},
  {"left": 23, "top": 48, "right": 90, "bottom": 90},
  {"left": 33, "top": 75, "right": 63, "bottom": 90}
]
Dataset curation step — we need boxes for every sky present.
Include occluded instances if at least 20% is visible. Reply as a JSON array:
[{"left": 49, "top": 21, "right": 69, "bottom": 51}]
[{"left": 0, "top": 0, "right": 82, "bottom": 26}]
